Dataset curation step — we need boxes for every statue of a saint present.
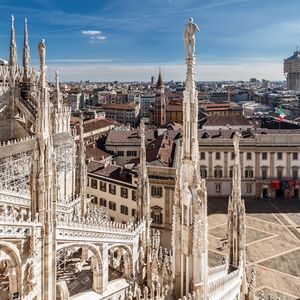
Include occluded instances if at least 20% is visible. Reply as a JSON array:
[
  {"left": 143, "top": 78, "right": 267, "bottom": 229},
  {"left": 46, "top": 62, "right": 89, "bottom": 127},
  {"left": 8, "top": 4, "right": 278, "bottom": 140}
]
[
  {"left": 184, "top": 16, "right": 200, "bottom": 58},
  {"left": 233, "top": 131, "right": 241, "bottom": 159},
  {"left": 38, "top": 39, "right": 46, "bottom": 67}
]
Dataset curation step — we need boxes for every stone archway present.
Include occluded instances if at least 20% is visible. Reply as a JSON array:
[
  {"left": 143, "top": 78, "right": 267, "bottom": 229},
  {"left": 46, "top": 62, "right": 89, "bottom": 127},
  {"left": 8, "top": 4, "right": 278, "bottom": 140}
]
[
  {"left": 56, "top": 243, "right": 103, "bottom": 297},
  {"left": 108, "top": 244, "right": 134, "bottom": 281},
  {"left": 0, "top": 241, "right": 22, "bottom": 300}
]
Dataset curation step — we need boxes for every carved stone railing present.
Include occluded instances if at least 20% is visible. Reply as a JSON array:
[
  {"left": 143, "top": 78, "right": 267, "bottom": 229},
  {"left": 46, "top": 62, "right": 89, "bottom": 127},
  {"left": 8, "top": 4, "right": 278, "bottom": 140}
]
[
  {"left": 0, "top": 220, "right": 42, "bottom": 239},
  {"left": 208, "top": 263, "right": 243, "bottom": 300},
  {"left": 57, "top": 219, "right": 145, "bottom": 244},
  {"left": 0, "top": 190, "right": 30, "bottom": 206},
  {"left": 208, "top": 263, "right": 229, "bottom": 284}
]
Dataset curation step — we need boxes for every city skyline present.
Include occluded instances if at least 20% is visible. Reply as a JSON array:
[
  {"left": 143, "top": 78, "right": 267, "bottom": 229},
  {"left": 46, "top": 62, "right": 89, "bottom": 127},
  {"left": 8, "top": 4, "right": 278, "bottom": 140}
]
[{"left": 1, "top": 0, "right": 300, "bottom": 81}]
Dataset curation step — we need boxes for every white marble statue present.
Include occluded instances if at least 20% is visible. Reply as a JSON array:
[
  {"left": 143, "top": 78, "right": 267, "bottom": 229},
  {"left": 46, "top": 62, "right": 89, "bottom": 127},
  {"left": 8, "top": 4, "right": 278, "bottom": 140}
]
[{"left": 184, "top": 16, "right": 200, "bottom": 58}]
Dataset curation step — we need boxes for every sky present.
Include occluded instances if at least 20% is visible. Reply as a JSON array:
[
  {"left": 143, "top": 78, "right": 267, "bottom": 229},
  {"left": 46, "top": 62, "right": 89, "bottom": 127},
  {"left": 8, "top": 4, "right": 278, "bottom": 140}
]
[{"left": 1, "top": 0, "right": 300, "bottom": 82}]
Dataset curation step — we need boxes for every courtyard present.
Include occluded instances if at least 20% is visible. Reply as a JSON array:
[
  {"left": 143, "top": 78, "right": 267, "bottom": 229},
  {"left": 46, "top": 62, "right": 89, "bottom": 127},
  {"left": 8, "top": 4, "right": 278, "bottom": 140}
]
[{"left": 208, "top": 197, "right": 300, "bottom": 299}]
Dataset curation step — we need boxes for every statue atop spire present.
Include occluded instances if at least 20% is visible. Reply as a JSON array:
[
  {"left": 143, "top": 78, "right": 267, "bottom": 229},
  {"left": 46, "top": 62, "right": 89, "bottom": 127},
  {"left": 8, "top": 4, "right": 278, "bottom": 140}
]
[
  {"left": 184, "top": 16, "right": 199, "bottom": 59},
  {"left": 38, "top": 39, "right": 46, "bottom": 88},
  {"left": 23, "top": 18, "right": 30, "bottom": 79},
  {"left": 9, "top": 15, "right": 17, "bottom": 67}
]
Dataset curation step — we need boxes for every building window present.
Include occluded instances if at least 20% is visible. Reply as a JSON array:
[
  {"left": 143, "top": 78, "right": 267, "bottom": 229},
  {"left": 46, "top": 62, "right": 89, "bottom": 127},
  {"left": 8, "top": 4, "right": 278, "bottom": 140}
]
[
  {"left": 91, "top": 196, "right": 98, "bottom": 204},
  {"left": 292, "top": 168, "right": 298, "bottom": 179},
  {"left": 109, "top": 201, "right": 116, "bottom": 211},
  {"left": 215, "top": 184, "right": 221, "bottom": 193},
  {"left": 151, "top": 208, "right": 163, "bottom": 224},
  {"left": 261, "top": 168, "right": 268, "bottom": 179},
  {"left": 91, "top": 179, "right": 97, "bottom": 189},
  {"left": 229, "top": 167, "right": 233, "bottom": 178},
  {"left": 117, "top": 150, "right": 124, "bottom": 156},
  {"left": 246, "top": 152, "right": 252, "bottom": 160},
  {"left": 109, "top": 184, "right": 116, "bottom": 194},
  {"left": 131, "top": 209, "right": 136, "bottom": 217},
  {"left": 100, "top": 198, "right": 107, "bottom": 207},
  {"left": 121, "top": 187, "right": 128, "bottom": 198},
  {"left": 277, "top": 152, "right": 283, "bottom": 160},
  {"left": 215, "top": 152, "right": 221, "bottom": 160},
  {"left": 262, "top": 152, "right": 267, "bottom": 160},
  {"left": 121, "top": 205, "right": 128, "bottom": 215},
  {"left": 231, "top": 152, "right": 235, "bottom": 160},
  {"left": 277, "top": 167, "right": 283, "bottom": 179},
  {"left": 246, "top": 183, "right": 252, "bottom": 194},
  {"left": 200, "top": 152, "right": 205, "bottom": 160},
  {"left": 127, "top": 150, "right": 137, "bottom": 157},
  {"left": 293, "top": 152, "right": 298, "bottom": 160},
  {"left": 151, "top": 186, "right": 163, "bottom": 197},
  {"left": 245, "top": 167, "right": 254, "bottom": 178},
  {"left": 214, "top": 167, "right": 223, "bottom": 178},
  {"left": 200, "top": 167, "right": 207, "bottom": 178},
  {"left": 87, "top": 178, "right": 89, "bottom": 187},
  {"left": 132, "top": 190, "right": 137, "bottom": 201},
  {"left": 100, "top": 181, "right": 107, "bottom": 192}
]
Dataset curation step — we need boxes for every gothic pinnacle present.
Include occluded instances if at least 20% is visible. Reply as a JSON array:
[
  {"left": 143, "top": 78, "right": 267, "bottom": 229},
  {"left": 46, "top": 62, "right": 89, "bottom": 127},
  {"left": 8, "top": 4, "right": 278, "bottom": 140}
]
[
  {"left": 23, "top": 17, "right": 30, "bottom": 78},
  {"left": 9, "top": 15, "right": 17, "bottom": 67}
]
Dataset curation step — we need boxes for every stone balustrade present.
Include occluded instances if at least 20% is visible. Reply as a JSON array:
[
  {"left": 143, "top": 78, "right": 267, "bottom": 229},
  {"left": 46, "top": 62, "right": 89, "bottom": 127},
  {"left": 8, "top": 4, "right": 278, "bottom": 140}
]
[
  {"left": 57, "top": 219, "right": 145, "bottom": 244},
  {"left": 208, "top": 263, "right": 243, "bottom": 300},
  {"left": 0, "top": 190, "right": 30, "bottom": 206},
  {"left": 0, "top": 135, "right": 35, "bottom": 147},
  {"left": 208, "top": 262, "right": 228, "bottom": 277}
]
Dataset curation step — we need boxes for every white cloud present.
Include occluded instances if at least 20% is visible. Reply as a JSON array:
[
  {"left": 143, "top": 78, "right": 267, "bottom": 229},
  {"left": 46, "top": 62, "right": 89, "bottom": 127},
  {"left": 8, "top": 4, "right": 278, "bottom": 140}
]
[
  {"left": 81, "top": 29, "right": 106, "bottom": 43},
  {"left": 81, "top": 30, "right": 102, "bottom": 36},
  {"left": 95, "top": 36, "right": 107, "bottom": 41}
]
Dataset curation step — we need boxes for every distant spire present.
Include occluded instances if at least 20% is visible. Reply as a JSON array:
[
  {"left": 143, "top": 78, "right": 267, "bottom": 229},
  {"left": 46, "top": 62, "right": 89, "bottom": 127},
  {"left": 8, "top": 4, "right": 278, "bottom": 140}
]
[
  {"left": 38, "top": 39, "right": 46, "bottom": 89},
  {"left": 23, "top": 18, "right": 30, "bottom": 79},
  {"left": 156, "top": 68, "right": 163, "bottom": 88},
  {"left": 54, "top": 69, "right": 63, "bottom": 110},
  {"left": 9, "top": 15, "right": 17, "bottom": 67}
]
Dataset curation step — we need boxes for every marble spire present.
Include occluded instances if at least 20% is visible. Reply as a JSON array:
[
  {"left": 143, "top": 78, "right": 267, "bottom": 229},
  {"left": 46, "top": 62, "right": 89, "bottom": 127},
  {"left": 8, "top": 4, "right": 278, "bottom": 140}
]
[
  {"left": 137, "top": 119, "right": 150, "bottom": 224},
  {"left": 228, "top": 131, "right": 246, "bottom": 268},
  {"left": 23, "top": 18, "right": 30, "bottom": 79},
  {"left": 79, "top": 114, "right": 87, "bottom": 216},
  {"left": 38, "top": 39, "right": 46, "bottom": 89},
  {"left": 54, "top": 68, "right": 63, "bottom": 109},
  {"left": 9, "top": 15, "right": 17, "bottom": 67},
  {"left": 172, "top": 17, "right": 208, "bottom": 299}
]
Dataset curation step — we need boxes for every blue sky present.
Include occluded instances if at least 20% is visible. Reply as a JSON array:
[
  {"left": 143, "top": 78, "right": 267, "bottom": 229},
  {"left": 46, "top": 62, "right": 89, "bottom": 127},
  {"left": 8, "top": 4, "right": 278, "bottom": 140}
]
[{"left": 1, "top": 0, "right": 300, "bottom": 81}]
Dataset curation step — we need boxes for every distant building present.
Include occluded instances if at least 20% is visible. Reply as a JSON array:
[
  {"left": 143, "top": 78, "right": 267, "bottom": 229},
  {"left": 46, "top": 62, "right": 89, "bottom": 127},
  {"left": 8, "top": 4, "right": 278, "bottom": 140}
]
[
  {"left": 151, "top": 76, "right": 156, "bottom": 85},
  {"left": 202, "top": 115, "right": 253, "bottom": 131},
  {"left": 102, "top": 102, "right": 140, "bottom": 126},
  {"left": 166, "top": 103, "right": 183, "bottom": 124},
  {"left": 199, "top": 101, "right": 243, "bottom": 116},
  {"left": 67, "top": 92, "right": 84, "bottom": 111},
  {"left": 150, "top": 71, "right": 167, "bottom": 126},
  {"left": 284, "top": 50, "right": 300, "bottom": 91},
  {"left": 140, "top": 94, "right": 155, "bottom": 118}
]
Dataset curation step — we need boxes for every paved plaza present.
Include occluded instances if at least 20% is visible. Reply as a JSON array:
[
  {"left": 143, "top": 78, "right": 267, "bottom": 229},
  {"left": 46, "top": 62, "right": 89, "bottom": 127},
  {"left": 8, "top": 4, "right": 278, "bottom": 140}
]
[{"left": 207, "top": 197, "right": 300, "bottom": 299}]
